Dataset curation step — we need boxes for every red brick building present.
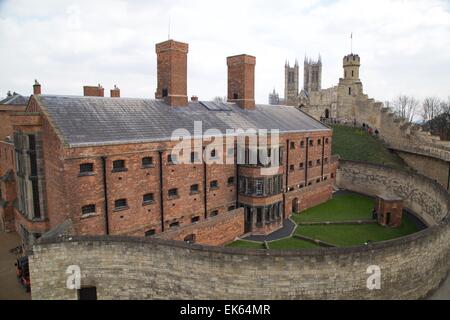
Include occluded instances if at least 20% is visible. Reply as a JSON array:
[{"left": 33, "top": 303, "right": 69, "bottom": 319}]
[
  {"left": 0, "top": 91, "right": 28, "bottom": 232},
  {"left": 2, "top": 39, "right": 337, "bottom": 248}
]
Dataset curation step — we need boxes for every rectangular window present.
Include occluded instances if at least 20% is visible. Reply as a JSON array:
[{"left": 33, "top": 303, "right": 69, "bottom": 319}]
[
  {"left": 300, "top": 141, "right": 305, "bottom": 148},
  {"left": 190, "top": 184, "right": 199, "bottom": 194},
  {"left": 317, "top": 159, "right": 321, "bottom": 166},
  {"left": 290, "top": 164, "right": 295, "bottom": 172},
  {"left": 31, "top": 179, "right": 41, "bottom": 218},
  {"left": 309, "top": 140, "right": 313, "bottom": 147},
  {"left": 256, "top": 179, "right": 264, "bottom": 196},
  {"left": 142, "top": 157, "right": 153, "bottom": 167},
  {"left": 227, "top": 147, "right": 234, "bottom": 157},
  {"left": 227, "top": 176, "right": 235, "bottom": 185},
  {"left": 80, "top": 163, "right": 94, "bottom": 174},
  {"left": 114, "top": 198, "right": 127, "bottom": 209},
  {"left": 290, "top": 141, "right": 296, "bottom": 149},
  {"left": 299, "top": 162, "right": 304, "bottom": 169},
  {"left": 167, "top": 154, "right": 176, "bottom": 164},
  {"left": 169, "top": 221, "right": 180, "bottom": 228},
  {"left": 112, "top": 160, "right": 126, "bottom": 172},
  {"left": 81, "top": 204, "right": 96, "bottom": 216},
  {"left": 210, "top": 210, "right": 218, "bottom": 217},
  {"left": 228, "top": 205, "right": 236, "bottom": 211},
  {"left": 143, "top": 193, "right": 154, "bottom": 204},
  {"left": 145, "top": 229, "right": 155, "bottom": 237},
  {"left": 317, "top": 139, "right": 321, "bottom": 146},
  {"left": 308, "top": 161, "right": 313, "bottom": 167},
  {"left": 191, "top": 216, "right": 200, "bottom": 223},
  {"left": 210, "top": 180, "right": 218, "bottom": 189},
  {"left": 168, "top": 188, "right": 178, "bottom": 198}
]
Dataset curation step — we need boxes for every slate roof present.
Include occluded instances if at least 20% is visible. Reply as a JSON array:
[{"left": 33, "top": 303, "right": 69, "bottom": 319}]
[
  {"left": 35, "top": 95, "right": 330, "bottom": 148},
  {"left": 0, "top": 93, "right": 29, "bottom": 106}
]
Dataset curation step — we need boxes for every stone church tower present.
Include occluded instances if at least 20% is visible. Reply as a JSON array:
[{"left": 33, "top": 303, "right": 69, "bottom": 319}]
[
  {"left": 304, "top": 56, "right": 322, "bottom": 93},
  {"left": 284, "top": 60, "right": 299, "bottom": 106}
]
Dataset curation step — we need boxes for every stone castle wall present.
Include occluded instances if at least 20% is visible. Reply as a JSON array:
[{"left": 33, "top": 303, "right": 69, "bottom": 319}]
[{"left": 29, "top": 160, "right": 450, "bottom": 300}]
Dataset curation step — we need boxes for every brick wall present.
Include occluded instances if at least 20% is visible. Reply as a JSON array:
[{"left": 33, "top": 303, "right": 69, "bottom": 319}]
[{"left": 155, "top": 208, "right": 244, "bottom": 246}]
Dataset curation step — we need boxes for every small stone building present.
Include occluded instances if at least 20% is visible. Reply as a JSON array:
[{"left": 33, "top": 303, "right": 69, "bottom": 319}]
[{"left": 375, "top": 195, "right": 403, "bottom": 228}]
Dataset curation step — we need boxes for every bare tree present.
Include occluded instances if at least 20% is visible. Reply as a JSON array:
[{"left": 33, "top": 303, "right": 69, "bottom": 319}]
[
  {"left": 391, "top": 95, "right": 420, "bottom": 122},
  {"left": 422, "top": 96, "right": 442, "bottom": 122},
  {"left": 439, "top": 97, "right": 450, "bottom": 115}
]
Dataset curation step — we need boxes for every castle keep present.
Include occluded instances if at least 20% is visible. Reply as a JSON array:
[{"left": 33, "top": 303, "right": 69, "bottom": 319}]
[{"left": 0, "top": 39, "right": 337, "bottom": 249}]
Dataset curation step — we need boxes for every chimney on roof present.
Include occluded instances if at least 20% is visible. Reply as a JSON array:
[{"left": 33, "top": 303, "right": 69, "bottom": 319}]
[
  {"left": 7, "top": 91, "right": 12, "bottom": 97},
  {"left": 227, "top": 54, "right": 256, "bottom": 110},
  {"left": 110, "top": 85, "right": 120, "bottom": 98},
  {"left": 191, "top": 95, "right": 198, "bottom": 102},
  {"left": 33, "top": 79, "right": 41, "bottom": 95},
  {"left": 155, "top": 39, "right": 189, "bottom": 107},
  {"left": 83, "top": 84, "right": 104, "bottom": 97}
]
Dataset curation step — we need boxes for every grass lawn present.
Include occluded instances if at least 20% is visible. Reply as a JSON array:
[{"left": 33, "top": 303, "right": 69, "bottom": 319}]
[
  {"left": 226, "top": 240, "right": 265, "bottom": 249},
  {"left": 293, "top": 193, "right": 374, "bottom": 222},
  {"left": 268, "top": 237, "right": 320, "bottom": 249},
  {"left": 296, "top": 215, "right": 419, "bottom": 247},
  {"left": 331, "top": 125, "right": 406, "bottom": 170}
]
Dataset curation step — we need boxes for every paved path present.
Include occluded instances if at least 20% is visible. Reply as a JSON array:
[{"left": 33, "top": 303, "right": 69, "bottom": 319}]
[
  {"left": 0, "top": 231, "right": 30, "bottom": 300},
  {"left": 243, "top": 219, "right": 296, "bottom": 242}
]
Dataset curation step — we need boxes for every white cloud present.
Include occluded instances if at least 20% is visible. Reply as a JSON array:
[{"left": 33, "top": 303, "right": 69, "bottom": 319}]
[{"left": 0, "top": 0, "right": 449, "bottom": 103}]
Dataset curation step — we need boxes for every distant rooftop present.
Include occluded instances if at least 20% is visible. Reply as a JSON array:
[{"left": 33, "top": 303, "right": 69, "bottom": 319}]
[
  {"left": 0, "top": 92, "right": 29, "bottom": 106},
  {"left": 35, "top": 95, "right": 330, "bottom": 148}
]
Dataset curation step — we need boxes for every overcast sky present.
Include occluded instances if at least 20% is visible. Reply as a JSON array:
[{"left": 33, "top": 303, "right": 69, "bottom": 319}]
[{"left": 0, "top": 0, "right": 449, "bottom": 104}]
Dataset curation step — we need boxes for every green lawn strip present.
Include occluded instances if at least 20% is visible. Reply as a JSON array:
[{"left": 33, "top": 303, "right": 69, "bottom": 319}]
[
  {"left": 226, "top": 240, "right": 265, "bottom": 249},
  {"left": 267, "top": 237, "right": 320, "bottom": 249},
  {"left": 331, "top": 125, "right": 406, "bottom": 170},
  {"left": 293, "top": 193, "right": 375, "bottom": 222},
  {"left": 295, "top": 215, "right": 419, "bottom": 247}
]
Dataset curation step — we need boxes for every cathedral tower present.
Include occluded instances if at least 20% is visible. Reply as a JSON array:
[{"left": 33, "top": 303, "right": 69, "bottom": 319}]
[
  {"left": 284, "top": 60, "right": 299, "bottom": 105},
  {"left": 303, "top": 56, "right": 322, "bottom": 93}
]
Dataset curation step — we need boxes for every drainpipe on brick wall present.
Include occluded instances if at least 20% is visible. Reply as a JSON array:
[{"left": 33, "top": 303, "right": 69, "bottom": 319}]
[
  {"left": 101, "top": 156, "right": 110, "bottom": 235},
  {"left": 203, "top": 146, "right": 208, "bottom": 219},
  {"left": 158, "top": 151, "right": 165, "bottom": 232},
  {"left": 285, "top": 140, "right": 289, "bottom": 192},
  {"left": 305, "top": 138, "right": 309, "bottom": 185},
  {"left": 235, "top": 149, "right": 239, "bottom": 209},
  {"left": 321, "top": 136, "right": 325, "bottom": 178}
]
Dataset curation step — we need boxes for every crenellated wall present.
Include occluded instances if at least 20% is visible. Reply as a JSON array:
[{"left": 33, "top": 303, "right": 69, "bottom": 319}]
[{"left": 29, "top": 160, "right": 450, "bottom": 300}]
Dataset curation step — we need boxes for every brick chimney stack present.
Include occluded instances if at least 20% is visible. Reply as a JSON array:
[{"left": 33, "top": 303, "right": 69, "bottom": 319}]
[
  {"left": 84, "top": 84, "right": 104, "bottom": 97},
  {"left": 155, "top": 39, "right": 189, "bottom": 107},
  {"left": 110, "top": 85, "right": 120, "bottom": 98},
  {"left": 33, "top": 79, "right": 41, "bottom": 95},
  {"left": 227, "top": 54, "right": 256, "bottom": 110}
]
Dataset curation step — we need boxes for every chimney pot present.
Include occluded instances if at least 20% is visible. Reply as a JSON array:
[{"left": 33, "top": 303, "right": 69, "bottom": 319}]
[
  {"left": 33, "top": 79, "right": 41, "bottom": 95},
  {"left": 191, "top": 96, "right": 198, "bottom": 101}
]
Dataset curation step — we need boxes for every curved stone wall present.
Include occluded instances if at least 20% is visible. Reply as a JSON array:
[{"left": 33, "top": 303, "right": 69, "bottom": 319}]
[{"left": 29, "top": 160, "right": 450, "bottom": 300}]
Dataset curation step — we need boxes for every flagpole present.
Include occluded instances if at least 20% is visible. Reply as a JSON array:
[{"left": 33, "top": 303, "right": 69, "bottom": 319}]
[{"left": 351, "top": 33, "right": 353, "bottom": 54}]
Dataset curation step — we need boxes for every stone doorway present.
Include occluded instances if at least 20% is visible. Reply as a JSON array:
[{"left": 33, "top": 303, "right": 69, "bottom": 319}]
[{"left": 292, "top": 198, "right": 299, "bottom": 214}]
